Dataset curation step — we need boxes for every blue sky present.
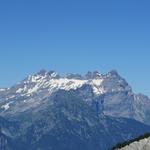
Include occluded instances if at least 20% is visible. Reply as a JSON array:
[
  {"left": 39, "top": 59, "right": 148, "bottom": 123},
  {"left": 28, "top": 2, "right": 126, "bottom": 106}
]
[{"left": 0, "top": 0, "right": 150, "bottom": 96}]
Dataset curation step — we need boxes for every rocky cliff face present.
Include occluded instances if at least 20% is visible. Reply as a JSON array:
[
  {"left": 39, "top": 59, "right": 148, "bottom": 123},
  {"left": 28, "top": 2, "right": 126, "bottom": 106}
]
[{"left": 0, "top": 70, "right": 150, "bottom": 150}]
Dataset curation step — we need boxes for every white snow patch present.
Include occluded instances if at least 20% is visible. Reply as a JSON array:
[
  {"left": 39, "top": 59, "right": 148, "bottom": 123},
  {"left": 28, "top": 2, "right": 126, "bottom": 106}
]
[
  {"left": 51, "top": 72, "right": 58, "bottom": 78},
  {"left": 16, "top": 88, "right": 24, "bottom": 93},
  {"left": 7, "top": 95, "right": 15, "bottom": 99},
  {"left": 48, "top": 78, "right": 87, "bottom": 91},
  {"left": 15, "top": 76, "right": 105, "bottom": 96},
  {"left": 90, "top": 79, "right": 104, "bottom": 94},
  {"left": 91, "top": 79, "right": 103, "bottom": 86},
  {"left": 1, "top": 102, "right": 11, "bottom": 110},
  {"left": 0, "top": 89, "right": 6, "bottom": 92},
  {"left": 27, "top": 84, "right": 40, "bottom": 94}
]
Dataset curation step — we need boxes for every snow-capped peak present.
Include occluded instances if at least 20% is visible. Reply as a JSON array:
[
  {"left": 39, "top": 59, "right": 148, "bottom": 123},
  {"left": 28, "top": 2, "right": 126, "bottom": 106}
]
[
  {"left": 15, "top": 76, "right": 104, "bottom": 96},
  {"left": 11, "top": 69, "right": 131, "bottom": 98},
  {"left": 0, "top": 69, "right": 132, "bottom": 114},
  {"left": 0, "top": 88, "right": 6, "bottom": 92},
  {"left": 1, "top": 69, "right": 150, "bottom": 129}
]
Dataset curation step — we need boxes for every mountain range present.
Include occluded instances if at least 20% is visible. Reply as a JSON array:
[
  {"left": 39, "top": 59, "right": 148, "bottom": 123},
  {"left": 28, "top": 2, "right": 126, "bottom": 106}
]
[{"left": 0, "top": 70, "right": 150, "bottom": 150}]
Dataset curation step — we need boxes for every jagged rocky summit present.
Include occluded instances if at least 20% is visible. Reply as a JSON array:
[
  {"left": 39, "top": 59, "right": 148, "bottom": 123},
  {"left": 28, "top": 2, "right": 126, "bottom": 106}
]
[{"left": 0, "top": 70, "right": 150, "bottom": 150}]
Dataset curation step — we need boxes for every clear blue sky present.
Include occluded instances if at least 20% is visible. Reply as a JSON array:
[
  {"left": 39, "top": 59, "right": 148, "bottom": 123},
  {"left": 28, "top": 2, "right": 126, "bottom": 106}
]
[{"left": 0, "top": 0, "right": 150, "bottom": 96}]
